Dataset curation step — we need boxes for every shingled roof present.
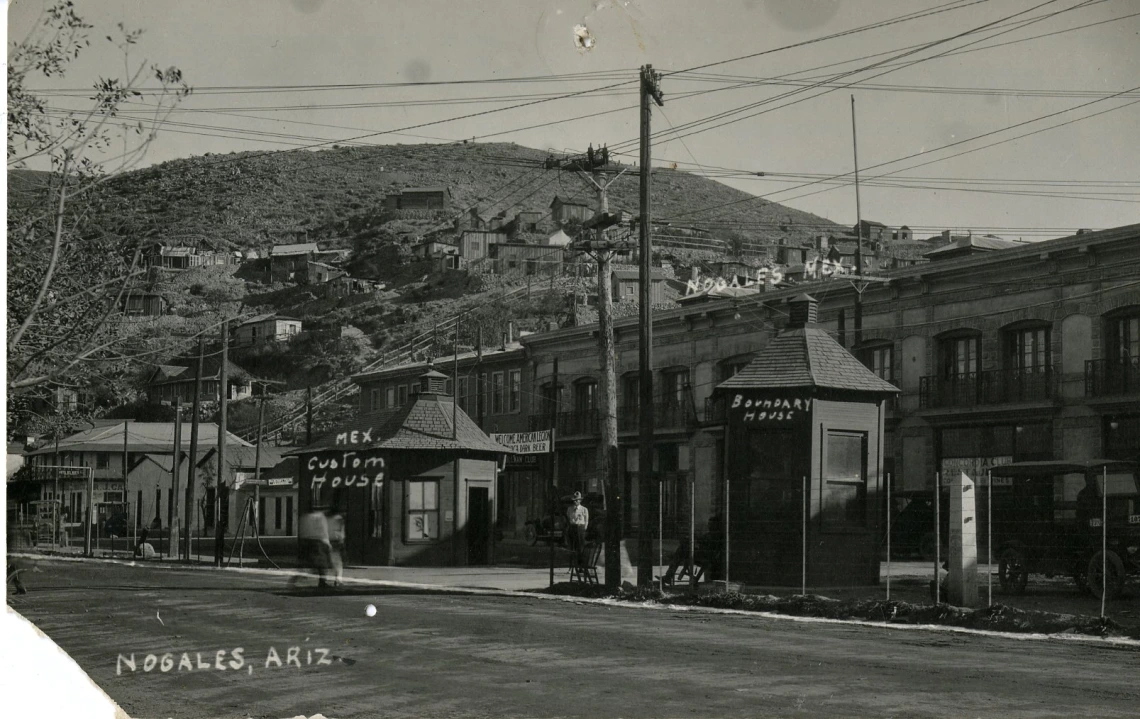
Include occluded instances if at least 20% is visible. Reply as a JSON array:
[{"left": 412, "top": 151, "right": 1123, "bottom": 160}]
[
  {"left": 717, "top": 297, "right": 899, "bottom": 395},
  {"left": 293, "top": 391, "right": 515, "bottom": 455}
]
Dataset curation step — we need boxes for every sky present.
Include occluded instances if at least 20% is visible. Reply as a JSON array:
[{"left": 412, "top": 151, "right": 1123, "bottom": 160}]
[{"left": 8, "top": 0, "right": 1140, "bottom": 240}]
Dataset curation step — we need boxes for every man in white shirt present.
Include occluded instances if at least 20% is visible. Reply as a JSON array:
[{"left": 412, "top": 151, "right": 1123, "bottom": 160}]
[{"left": 565, "top": 491, "right": 589, "bottom": 566}]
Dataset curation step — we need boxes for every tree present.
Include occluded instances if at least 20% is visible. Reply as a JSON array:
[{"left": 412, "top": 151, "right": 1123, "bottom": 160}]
[{"left": 7, "top": 2, "right": 191, "bottom": 429}]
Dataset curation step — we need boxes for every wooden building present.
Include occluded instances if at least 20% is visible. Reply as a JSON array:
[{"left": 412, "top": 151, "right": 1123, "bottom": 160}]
[
  {"left": 231, "top": 313, "right": 302, "bottom": 346},
  {"left": 717, "top": 294, "right": 898, "bottom": 587},
  {"left": 384, "top": 186, "right": 452, "bottom": 210},
  {"left": 293, "top": 369, "right": 514, "bottom": 566}
]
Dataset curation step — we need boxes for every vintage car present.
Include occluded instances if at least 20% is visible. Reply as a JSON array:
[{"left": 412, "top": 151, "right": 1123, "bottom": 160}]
[{"left": 989, "top": 459, "right": 1139, "bottom": 600}]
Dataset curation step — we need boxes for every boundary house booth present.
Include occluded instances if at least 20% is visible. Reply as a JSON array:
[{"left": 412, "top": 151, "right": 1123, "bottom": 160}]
[
  {"left": 717, "top": 294, "right": 899, "bottom": 587},
  {"left": 291, "top": 369, "right": 515, "bottom": 566}
]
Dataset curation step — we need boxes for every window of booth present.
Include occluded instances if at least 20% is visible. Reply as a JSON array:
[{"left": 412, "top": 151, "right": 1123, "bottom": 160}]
[
  {"left": 821, "top": 431, "right": 867, "bottom": 529},
  {"left": 457, "top": 377, "right": 469, "bottom": 413},
  {"left": 405, "top": 479, "right": 439, "bottom": 542},
  {"left": 385, "top": 386, "right": 396, "bottom": 409},
  {"left": 397, "top": 385, "right": 408, "bottom": 406}
]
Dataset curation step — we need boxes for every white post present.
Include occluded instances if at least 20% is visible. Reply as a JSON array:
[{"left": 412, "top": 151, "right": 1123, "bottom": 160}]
[
  {"left": 934, "top": 471, "right": 941, "bottom": 602},
  {"left": 658, "top": 479, "right": 663, "bottom": 593},
  {"left": 724, "top": 476, "right": 730, "bottom": 588},
  {"left": 886, "top": 472, "right": 891, "bottom": 601},
  {"left": 987, "top": 469, "right": 993, "bottom": 606},
  {"left": 1101, "top": 466, "right": 1107, "bottom": 618}
]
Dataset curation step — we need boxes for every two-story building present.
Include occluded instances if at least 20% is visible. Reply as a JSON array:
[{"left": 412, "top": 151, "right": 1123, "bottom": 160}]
[
  {"left": 145, "top": 356, "right": 255, "bottom": 405},
  {"left": 232, "top": 314, "right": 302, "bottom": 346},
  {"left": 517, "top": 223, "right": 1140, "bottom": 561}
]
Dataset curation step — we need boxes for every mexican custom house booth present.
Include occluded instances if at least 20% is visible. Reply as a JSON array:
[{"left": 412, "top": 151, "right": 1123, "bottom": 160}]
[
  {"left": 292, "top": 368, "right": 515, "bottom": 566},
  {"left": 716, "top": 294, "right": 899, "bottom": 587}
]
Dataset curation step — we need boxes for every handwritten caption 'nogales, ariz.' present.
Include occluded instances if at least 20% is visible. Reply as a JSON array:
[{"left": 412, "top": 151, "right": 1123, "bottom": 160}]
[{"left": 116, "top": 647, "right": 334, "bottom": 676}]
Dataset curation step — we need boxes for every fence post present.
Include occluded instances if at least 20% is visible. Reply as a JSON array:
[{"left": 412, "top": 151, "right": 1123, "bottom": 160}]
[
  {"left": 934, "top": 471, "right": 941, "bottom": 603},
  {"left": 886, "top": 472, "right": 891, "bottom": 601},
  {"left": 987, "top": 469, "right": 992, "bottom": 607}
]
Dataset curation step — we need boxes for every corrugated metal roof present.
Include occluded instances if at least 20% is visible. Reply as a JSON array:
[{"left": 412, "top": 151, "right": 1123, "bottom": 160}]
[
  {"left": 270, "top": 243, "right": 319, "bottom": 256},
  {"left": 27, "top": 422, "right": 252, "bottom": 455}
]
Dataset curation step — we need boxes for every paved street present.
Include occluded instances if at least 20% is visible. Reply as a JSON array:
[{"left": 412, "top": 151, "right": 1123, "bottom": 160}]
[{"left": 7, "top": 557, "right": 1140, "bottom": 719}]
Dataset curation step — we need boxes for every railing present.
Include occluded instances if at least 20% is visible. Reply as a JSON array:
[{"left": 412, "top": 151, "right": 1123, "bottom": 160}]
[
  {"left": 617, "top": 401, "right": 693, "bottom": 432},
  {"left": 1086, "top": 358, "right": 1140, "bottom": 397},
  {"left": 527, "top": 400, "right": 696, "bottom": 436},
  {"left": 919, "top": 368, "right": 1054, "bottom": 409}
]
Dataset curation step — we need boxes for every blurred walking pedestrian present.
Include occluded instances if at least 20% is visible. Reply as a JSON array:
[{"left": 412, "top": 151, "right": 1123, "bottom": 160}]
[
  {"left": 290, "top": 509, "right": 331, "bottom": 589},
  {"left": 327, "top": 509, "right": 345, "bottom": 587}
]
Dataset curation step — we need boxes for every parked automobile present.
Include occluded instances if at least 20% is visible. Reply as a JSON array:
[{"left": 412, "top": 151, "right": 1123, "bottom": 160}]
[
  {"left": 989, "top": 459, "right": 1140, "bottom": 600},
  {"left": 886, "top": 493, "right": 949, "bottom": 561}
]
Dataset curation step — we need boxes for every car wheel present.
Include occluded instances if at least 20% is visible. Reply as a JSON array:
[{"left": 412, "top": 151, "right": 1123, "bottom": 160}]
[
  {"left": 1087, "top": 550, "right": 1125, "bottom": 601},
  {"left": 524, "top": 524, "right": 538, "bottom": 546},
  {"left": 998, "top": 547, "right": 1029, "bottom": 595}
]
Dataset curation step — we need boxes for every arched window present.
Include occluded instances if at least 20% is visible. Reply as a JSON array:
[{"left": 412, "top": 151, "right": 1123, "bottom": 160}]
[
  {"left": 1003, "top": 321, "right": 1051, "bottom": 374},
  {"left": 855, "top": 342, "right": 894, "bottom": 383},
  {"left": 936, "top": 329, "right": 982, "bottom": 380},
  {"left": 572, "top": 378, "right": 598, "bottom": 411}
]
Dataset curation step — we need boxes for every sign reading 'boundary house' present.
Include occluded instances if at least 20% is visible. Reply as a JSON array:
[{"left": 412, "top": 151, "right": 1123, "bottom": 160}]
[
  {"left": 728, "top": 394, "right": 812, "bottom": 423},
  {"left": 491, "top": 431, "right": 551, "bottom": 454}
]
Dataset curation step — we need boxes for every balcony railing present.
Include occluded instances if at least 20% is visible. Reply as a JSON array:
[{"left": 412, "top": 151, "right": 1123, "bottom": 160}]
[
  {"left": 528, "top": 400, "right": 696, "bottom": 436},
  {"left": 919, "top": 368, "right": 1054, "bottom": 409},
  {"left": 1086, "top": 358, "right": 1140, "bottom": 397}
]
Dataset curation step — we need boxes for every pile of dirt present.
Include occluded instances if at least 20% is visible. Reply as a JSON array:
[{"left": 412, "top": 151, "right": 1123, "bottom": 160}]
[{"left": 539, "top": 584, "right": 1137, "bottom": 640}]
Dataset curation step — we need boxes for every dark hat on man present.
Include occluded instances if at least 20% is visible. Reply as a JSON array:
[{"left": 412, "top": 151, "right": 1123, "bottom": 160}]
[{"left": 571, "top": 491, "right": 583, "bottom": 500}]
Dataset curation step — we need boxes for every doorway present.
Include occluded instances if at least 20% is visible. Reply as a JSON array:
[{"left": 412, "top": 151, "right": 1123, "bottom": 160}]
[
  {"left": 285, "top": 496, "right": 294, "bottom": 535},
  {"left": 467, "top": 486, "right": 491, "bottom": 566}
]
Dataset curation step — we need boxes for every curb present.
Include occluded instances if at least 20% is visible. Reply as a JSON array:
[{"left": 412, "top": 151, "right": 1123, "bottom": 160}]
[{"left": 14, "top": 553, "right": 1140, "bottom": 649}]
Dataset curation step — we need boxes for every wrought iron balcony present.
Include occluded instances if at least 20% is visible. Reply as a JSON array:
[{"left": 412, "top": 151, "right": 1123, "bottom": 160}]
[
  {"left": 617, "top": 401, "right": 694, "bottom": 432},
  {"left": 919, "top": 368, "right": 1054, "bottom": 409},
  {"left": 1086, "top": 358, "right": 1140, "bottom": 397},
  {"left": 527, "top": 409, "right": 600, "bottom": 437}
]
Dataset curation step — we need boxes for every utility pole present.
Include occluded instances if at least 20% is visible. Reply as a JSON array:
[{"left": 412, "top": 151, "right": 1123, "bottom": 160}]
[
  {"left": 253, "top": 393, "right": 265, "bottom": 540},
  {"left": 214, "top": 320, "right": 229, "bottom": 567},
  {"left": 170, "top": 397, "right": 182, "bottom": 558},
  {"left": 184, "top": 337, "right": 203, "bottom": 561},
  {"left": 851, "top": 95, "right": 864, "bottom": 349},
  {"left": 552, "top": 138, "right": 627, "bottom": 589},
  {"left": 638, "top": 64, "right": 664, "bottom": 587}
]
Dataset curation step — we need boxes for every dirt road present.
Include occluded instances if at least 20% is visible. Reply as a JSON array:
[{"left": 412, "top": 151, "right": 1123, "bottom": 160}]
[{"left": 8, "top": 558, "right": 1140, "bottom": 718}]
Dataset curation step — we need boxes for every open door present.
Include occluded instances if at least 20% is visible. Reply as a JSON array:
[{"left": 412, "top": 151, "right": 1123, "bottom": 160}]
[{"left": 467, "top": 486, "right": 490, "bottom": 566}]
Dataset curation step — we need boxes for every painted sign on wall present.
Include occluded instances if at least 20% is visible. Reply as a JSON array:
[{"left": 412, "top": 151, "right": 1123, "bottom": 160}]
[
  {"left": 491, "top": 431, "right": 551, "bottom": 454},
  {"left": 303, "top": 451, "right": 386, "bottom": 490},
  {"left": 684, "top": 267, "right": 783, "bottom": 297},
  {"left": 940, "top": 457, "right": 1013, "bottom": 487},
  {"left": 728, "top": 394, "right": 812, "bottom": 423}
]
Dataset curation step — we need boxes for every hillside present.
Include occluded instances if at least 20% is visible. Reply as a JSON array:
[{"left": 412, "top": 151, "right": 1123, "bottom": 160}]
[{"left": 96, "top": 142, "right": 840, "bottom": 253}]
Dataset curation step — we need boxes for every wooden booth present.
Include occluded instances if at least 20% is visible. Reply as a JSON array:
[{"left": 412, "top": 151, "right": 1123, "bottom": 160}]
[
  {"left": 717, "top": 294, "right": 899, "bottom": 587},
  {"left": 293, "top": 369, "right": 515, "bottom": 567}
]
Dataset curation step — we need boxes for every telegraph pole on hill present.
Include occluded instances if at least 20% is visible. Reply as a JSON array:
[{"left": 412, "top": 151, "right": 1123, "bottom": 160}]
[
  {"left": 214, "top": 320, "right": 229, "bottom": 567},
  {"left": 638, "top": 64, "right": 664, "bottom": 587}
]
